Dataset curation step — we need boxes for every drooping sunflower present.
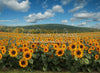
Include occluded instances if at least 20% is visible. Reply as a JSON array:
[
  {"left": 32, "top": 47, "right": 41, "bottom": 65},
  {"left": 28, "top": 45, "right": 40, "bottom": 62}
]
[
  {"left": 43, "top": 47, "right": 49, "bottom": 53},
  {"left": 69, "top": 43, "right": 77, "bottom": 51},
  {"left": 74, "top": 48, "right": 83, "bottom": 58},
  {"left": 95, "top": 54, "right": 99, "bottom": 60},
  {"left": 9, "top": 49, "right": 18, "bottom": 57},
  {"left": 56, "top": 48, "right": 64, "bottom": 57},
  {"left": 0, "top": 53, "right": 2, "bottom": 59},
  {"left": 19, "top": 58, "right": 28, "bottom": 68},
  {"left": 79, "top": 43, "right": 85, "bottom": 50},
  {"left": 23, "top": 51, "right": 32, "bottom": 60}
]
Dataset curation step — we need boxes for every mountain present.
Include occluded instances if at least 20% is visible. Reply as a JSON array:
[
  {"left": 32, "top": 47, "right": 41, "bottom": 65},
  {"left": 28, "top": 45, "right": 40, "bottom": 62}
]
[{"left": 0, "top": 24, "right": 100, "bottom": 33}]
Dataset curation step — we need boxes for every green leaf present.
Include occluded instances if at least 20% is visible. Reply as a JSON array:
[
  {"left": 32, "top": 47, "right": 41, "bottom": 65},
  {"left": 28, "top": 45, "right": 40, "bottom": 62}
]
[
  {"left": 32, "top": 54, "right": 37, "bottom": 59},
  {"left": 43, "top": 67, "right": 47, "bottom": 71},
  {"left": 84, "top": 58, "right": 89, "bottom": 65},
  {"left": 29, "top": 59, "right": 34, "bottom": 64},
  {"left": 74, "top": 57, "right": 78, "bottom": 61},
  {"left": 56, "top": 67, "right": 62, "bottom": 71}
]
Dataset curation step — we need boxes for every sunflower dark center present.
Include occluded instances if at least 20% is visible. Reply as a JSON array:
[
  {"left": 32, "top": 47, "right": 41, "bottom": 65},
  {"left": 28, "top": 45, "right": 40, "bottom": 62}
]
[
  {"left": 55, "top": 45, "right": 57, "bottom": 48},
  {"left": 77, "top": 51, "right": 81, "bottom": 55},
  {"left": 72, "top": 45, "right": 75, "bottom": 49},
  {"left": 32, "top": 45, "right": 34, "bottom": 48},
  {"left": 45, "top": 49, "right": 47, "bottom": 51},
  {"left": 58, "top": 50, "right": 62, "bottom": 55},
  {"left": 12, "top": 51, "right": 16, "bottom": 55},
  {"left": 21, "top": 61, "right": 25, "bottom": 65},
  {"left": 80, "top": 45, "right": 83, "bottom": 48},
  {"left": 24, "top": 45, "right": 26, "bottom": 47},
  {"left": 25, "top": 54, "right": 30, "bottom": 58}
]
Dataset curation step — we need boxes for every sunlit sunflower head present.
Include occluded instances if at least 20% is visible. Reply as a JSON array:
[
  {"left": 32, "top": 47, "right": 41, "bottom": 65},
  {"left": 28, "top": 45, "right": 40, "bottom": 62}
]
[
  {"left": 31, "top": 43, "right": 36, "bottom": 49},
  {"left": 90, "top": 46, "right": 95, "bottom": 50},
  {"left": 2, "top": 49, "right": 6, "bottom": 55},
  {"left": 88, "top": 42, "right": 93, "bottom": 46},
  {"left": 95, "top": 54, "right": 99, "bottom": 60},
  {"left": 18, "top": 47, "right": 23, "bottom": 52},
  {"left": 88, "top": 48, "right": 91, "bottom": 54},
  {"left": 43, "top": 47, "right": 49, "bottom": 53},
  {"left": 19, "top": 58, "right": 28, "bottom": 68},
  {"left": 79, "top": 43, "right": 85, "bottom": 50},
  {"left": 9, "top": 49, "right": 18, "bottom": 57},
  {"left": 23, "top": 47, "right": 29, "bottom": 52},
  {"left": 85, "top": 46, "right": 88, "bottom": 50},
  {"left": 0, "top": 46, "right": 6, "bottom": 50},
  {"left": 56, "top": 48, "right": 64, "bottom": 57},
  {"left": 23, "top": 51, "right": 32, "bottom": 60},
  {"left": 30, "top": 49, "right": 34, "bottom": 54},
  {"left": 96, "top": 47, "right": 100, "bottom": 52},
  {"left": 69, "top": 43, "right": 77, "bottom": 51},
  {"left": 23, "top": 43, "right": 27, "bottom": 47},
  {"left": 74, "top": 48, "right": 83, "bottom": 58},
  {"left": 62, "top": 44, "right": 66, "bottom": 50},
  {"left": 94, "top": 42, "right": 99, "bottom": 47},
  {"left": 53, "top": 44, "right": 59, "bottom": 50},
  {"left": 0, "top": 53, "right": 2, "bottom": 60}
]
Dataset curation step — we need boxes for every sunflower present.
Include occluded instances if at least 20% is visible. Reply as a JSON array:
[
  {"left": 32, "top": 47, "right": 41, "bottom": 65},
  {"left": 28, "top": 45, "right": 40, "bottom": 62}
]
[
  {"left": 19, "top": 58, "right": 28, "bottom": 68},
  {"left": 23, "top": 51, "right": 32, "bottom": 60},
  {"left": 43, "top": 47, "right": 49, "bottom": 53},
  {"left": 85, "top": 46, "right": 88, "bottom": 50},
  {"left": 2, "top": 49, "right": 6, "bottom": 55},
  {"left": 96, "top": 47, "right": 100, "bottom": 52},
  {"left": 9, "top": 49, "right": 18, "bottom": 57},
  {"left": 90, "top": 46, "right": 95, "bottom": 50},
  {"left": 94, "top": 42, "right": 99, "bottom": 47},
  {"left": 88, "top": 42, "right": 93, "bottom": 46},
  {"left": 88, "top": 49, "right": 91, "bottom": 54},
  {"left": 30, "top": 49, "right": 34, "bottom": 53},
  {"left": 53, "top": 44, "right": 59, "bottom": 50},
  {"left": 69, "top": 43, "right": 77, "bottom": 51},
  {"left": 23, "top": 47, "right": 29, "bottom": 52},
  {"left": 31, "top": 43, "right": 36, "bottom": 49},
  {"left": 18, "top": 47, "right": 23, "bottom": 52},
  {"left": 62, "top": 44, "right": 66, "bottom": 50},
  {"left": 74, "top": 48, "right": 83, "bottom": 58},
  {"left": 79, "top": 43, "right": 85, "bottom": 50},
  {"left": 0, "top": 53, "right": 2, "bottom": 59},
  {"left": 23, "top": 43, "right": 27, "bottom": 47},
  {"left": 0, "top": 46, "right": 6, "bottom": 50},
  {"left": 95, "top": 54, "right": 99, "bottom": 60},
  {"left": 56, "top": 48, "right": 64, "bottom": 57}
]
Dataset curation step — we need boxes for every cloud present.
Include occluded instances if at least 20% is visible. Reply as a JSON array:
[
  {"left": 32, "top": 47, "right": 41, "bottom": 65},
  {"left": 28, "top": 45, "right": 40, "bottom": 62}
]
[
  {"left": 25, "top": 5, "right": 64, "bottom": 23},
  {"left": 0, "top": 0, "right": 30, "bottom": 12},
  {"left": 42, "top": 0, "right": 48, "bottom": 8},
  {"left": 93, "top": 12, "right": 100, "bottom": 21},
  {"left": 78, "top": 22, "right": 87, "bottom": 26},
  {"left": 61, "top": 0, "right": 71, "bottom": 5},
  {"left": 90, "top": 23, "right": 100, "bottom": 28},
  {"left": 61, "top": 20, "right": 68, "bottom": 23},
  {"left": 69, "top": 0, "right": 87, "bottom": 13},
  {"left": 0, "top": 19, "right": 19, "bottom": 22},
  {"left": 69, "top": 5, "right": 83, "bottom": 13},
  {"left": 25, "top": 9, "right": 55, "bottom": 23},
  {"left": 52, "top": 5, "right": 64, "bottom": 13},
  {"left": 71, "top": 12, "right": 96, "bottom": 21}
]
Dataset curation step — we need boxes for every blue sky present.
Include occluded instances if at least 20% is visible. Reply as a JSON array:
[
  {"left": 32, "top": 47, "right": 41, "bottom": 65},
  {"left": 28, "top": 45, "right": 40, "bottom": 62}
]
[{"left": 0, "top": 0, "right": 100, "bottom": 28}]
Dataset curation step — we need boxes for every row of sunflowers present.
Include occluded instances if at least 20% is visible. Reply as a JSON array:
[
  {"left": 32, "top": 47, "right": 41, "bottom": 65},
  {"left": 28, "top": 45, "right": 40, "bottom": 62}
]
[{"left": 0, "top": 32, "right": 100, "bottom": 72}]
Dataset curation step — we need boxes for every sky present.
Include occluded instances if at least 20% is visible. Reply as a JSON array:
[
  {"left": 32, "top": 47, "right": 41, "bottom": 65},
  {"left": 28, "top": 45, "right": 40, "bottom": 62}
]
[{"left": 0, "top": 0, "right": 100, "bottom": 28}]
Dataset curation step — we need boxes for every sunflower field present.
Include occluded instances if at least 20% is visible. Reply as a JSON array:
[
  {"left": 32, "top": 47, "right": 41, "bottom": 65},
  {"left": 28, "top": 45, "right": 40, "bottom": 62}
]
[{"left": 0, "top": 32, "right": 100, "bottom": 72}]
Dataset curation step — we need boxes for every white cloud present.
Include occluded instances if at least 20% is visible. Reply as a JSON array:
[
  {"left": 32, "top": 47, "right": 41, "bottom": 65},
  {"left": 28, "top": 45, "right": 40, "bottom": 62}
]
[
  {"left": 61, "top": 20, "right": 68, "bottom": 24},
  {"left": 69, "top": 0, "right": 87, "bottom": 13},
  {"left": 61, "top": 0, "right": 71, "bottom": 5},
  {"left": 90, "top": 23, "right": 100, "bottom": 28},
  {"left": 93, "top": 12, "right": 100, "bottom": 21},
  {"left": 69, "top": 5, "right": 83, "bottom": 13},
  {"left": 0, "top": 0, "right": 30, "bottom": 12},
  {"left": 78, "top": 22, "right": 87, "bottom": 26},
  {"left": 25, "top": 9, "right": 55, "bottom": 23},
  {"left": 25, "top": 5, "right": 64, "bottom": 23},
  {"left": 71, "top": 12, "right": 96, "bottom": 21},
  {"left": 52, "top": 5, "right": 64, "bottom": 13},
  {"left": 0, "top": 19, "right": 19, "bottom": 22}
]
